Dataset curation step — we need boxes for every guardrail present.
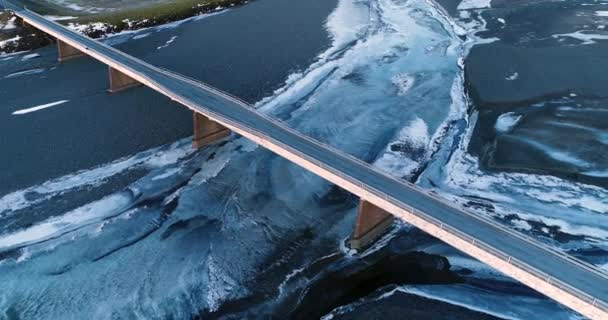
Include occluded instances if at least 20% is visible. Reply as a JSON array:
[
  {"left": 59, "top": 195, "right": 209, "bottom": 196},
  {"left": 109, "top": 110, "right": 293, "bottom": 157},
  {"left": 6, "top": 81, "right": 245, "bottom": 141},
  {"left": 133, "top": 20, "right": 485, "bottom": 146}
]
[{"left": 15, "top": 7, "right": 608, "bottom": 313}]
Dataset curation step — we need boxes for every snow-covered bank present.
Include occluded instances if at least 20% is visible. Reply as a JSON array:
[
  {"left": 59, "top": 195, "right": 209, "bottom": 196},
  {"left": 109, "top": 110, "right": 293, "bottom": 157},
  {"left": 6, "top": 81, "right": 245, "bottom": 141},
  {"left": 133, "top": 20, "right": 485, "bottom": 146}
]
[{"left": 0, "top": 0, "right": 248, "bottom": 55}]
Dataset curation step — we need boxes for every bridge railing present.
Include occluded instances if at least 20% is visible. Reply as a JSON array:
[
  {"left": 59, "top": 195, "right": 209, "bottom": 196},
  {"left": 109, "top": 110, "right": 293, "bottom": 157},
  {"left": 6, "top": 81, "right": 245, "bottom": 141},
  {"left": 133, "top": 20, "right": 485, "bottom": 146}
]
[{"left": 150, "top": 66, "right": 252, "bottom": 106}]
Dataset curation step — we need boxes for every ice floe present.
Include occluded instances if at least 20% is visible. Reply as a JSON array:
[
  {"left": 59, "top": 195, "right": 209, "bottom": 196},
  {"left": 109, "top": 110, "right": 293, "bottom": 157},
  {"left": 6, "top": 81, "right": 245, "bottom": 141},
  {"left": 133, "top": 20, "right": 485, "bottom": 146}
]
[
  {"left": 505, "top": 71, "right": 519, "bottom": 80},
  {"left": 12, "top": 100, "right": 69, "bottom": 115},
  {"left": 495, "top": 112, "right": 522, "bottom": 133},
  {"left": 157, "top": 36, "right": 178, "bottom": 50},
  {"left": 21, "top": 53, "right": 40, "bottom": 61},
  {"left": 552, "top": 30, "right": 608, "bottom": 44},
  {"left": 3, "top": 68, "right": 46, "bottom": 79}
]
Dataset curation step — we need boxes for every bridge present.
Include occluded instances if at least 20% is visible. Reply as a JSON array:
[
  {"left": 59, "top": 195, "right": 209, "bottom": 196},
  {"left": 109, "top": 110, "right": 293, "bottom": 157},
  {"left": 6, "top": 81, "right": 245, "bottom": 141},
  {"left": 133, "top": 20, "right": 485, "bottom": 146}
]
[{"left": 2, "top": 1, "right": 608, "bottom": 318}]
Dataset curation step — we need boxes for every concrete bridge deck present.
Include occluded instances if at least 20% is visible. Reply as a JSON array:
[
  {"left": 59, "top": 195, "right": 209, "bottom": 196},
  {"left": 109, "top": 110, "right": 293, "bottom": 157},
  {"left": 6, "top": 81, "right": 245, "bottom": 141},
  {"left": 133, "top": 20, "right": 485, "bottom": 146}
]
[{"left": 2, "top": 1, "right": 608, "bottom": 318}]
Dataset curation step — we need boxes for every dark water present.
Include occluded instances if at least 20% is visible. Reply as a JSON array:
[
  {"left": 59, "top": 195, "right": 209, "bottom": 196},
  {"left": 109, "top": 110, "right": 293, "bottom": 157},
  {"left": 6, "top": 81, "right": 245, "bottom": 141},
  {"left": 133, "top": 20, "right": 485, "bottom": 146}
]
[
  {"left": 0, "top": 0, "right": 336, "bottom": 195},
  {"left": 465, "top": 0, "right": 608, "bottom": 188}
]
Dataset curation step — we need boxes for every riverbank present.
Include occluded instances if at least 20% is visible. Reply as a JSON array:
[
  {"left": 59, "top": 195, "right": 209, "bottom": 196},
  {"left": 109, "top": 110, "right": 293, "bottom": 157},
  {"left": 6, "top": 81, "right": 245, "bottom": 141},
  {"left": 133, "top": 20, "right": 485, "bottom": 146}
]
[{"left": 0, "top": 0, "right": 250, "bottom": 54}]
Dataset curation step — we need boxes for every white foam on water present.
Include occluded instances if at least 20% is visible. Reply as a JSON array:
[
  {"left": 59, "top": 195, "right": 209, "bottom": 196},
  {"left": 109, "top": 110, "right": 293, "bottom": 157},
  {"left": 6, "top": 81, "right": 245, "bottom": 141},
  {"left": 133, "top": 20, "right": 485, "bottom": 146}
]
[
  {"left": 12, "top": 100, "right": 69, "bottom": 115},
  {"left": 595, "top": 11, "right": 608, "bottom": 17}
]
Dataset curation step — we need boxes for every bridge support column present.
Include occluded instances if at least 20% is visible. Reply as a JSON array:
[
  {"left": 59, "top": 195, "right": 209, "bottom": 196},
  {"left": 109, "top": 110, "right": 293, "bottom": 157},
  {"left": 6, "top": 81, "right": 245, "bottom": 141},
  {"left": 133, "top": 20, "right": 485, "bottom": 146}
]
[
  {"left": 14, "top": 17, "right": 28, "bottom": 28},
  {"left": 57, "top": 39, "right": 85, "bottom": 62},
  {"left": 108, "top": 66, "right": 140, "bottom": 93},
  {"left": 192, "top": 112, "right": 230, "bottom": 149},
  {"left": 350, "top": 200, "right": 394, "bottom": 250}
]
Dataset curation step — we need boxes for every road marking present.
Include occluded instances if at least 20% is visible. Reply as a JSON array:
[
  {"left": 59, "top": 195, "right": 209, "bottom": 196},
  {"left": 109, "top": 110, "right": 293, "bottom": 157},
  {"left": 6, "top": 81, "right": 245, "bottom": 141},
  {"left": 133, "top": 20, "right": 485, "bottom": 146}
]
[{"left": 12, "top": 100, "right": 69, "bottom": 115}]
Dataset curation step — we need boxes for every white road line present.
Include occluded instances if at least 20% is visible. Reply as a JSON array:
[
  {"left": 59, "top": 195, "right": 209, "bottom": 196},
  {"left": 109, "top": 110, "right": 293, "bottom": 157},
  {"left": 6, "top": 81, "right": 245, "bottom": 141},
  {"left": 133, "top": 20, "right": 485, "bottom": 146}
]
[{"left": 12, "top": 100, "right": 69, "bottom": 115}]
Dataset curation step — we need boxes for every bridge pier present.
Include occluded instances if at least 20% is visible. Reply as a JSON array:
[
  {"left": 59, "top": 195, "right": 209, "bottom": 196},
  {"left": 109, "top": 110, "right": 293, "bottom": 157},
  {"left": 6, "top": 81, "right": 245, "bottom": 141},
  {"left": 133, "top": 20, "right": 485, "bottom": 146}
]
[
  {"left": 57, "top": 39, "right": 85, "bottom": 62},
  {"left": 350, "top": 200, "right": 394, "bottom": 250},
  {"left": 192, "top": 112, "right": 230, "bottom": 149},
  {"left": 14, "top": 16, "right": 28, "bottom": 28},
  {"left": 108, "top": 66, "right": 140, "bottom": 93}
]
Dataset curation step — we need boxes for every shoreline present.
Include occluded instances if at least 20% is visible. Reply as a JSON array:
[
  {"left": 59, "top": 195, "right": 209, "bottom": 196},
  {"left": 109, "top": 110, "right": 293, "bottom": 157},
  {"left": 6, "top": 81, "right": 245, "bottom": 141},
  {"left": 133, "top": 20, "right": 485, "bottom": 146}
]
[{"left": 0, "top": 0, "right": 251, "bottom": 54}]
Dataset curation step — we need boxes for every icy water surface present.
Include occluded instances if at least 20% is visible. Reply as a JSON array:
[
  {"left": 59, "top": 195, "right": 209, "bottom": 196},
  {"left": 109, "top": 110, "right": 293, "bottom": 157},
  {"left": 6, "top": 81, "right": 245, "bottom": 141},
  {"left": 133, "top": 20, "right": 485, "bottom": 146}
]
[{"left": 0, "top": 0, "right": 607, "bottom": 319}]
